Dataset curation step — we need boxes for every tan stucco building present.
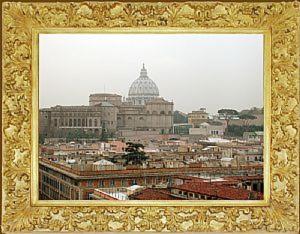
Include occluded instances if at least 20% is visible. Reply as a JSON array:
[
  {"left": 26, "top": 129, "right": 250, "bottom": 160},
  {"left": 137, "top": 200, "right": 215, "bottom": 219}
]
[
  {"left": 189, "top": 122, "right": 226, "bottom": 136},
  {"left": 188, "top": 108, "right": 209, "bottom": 126}
]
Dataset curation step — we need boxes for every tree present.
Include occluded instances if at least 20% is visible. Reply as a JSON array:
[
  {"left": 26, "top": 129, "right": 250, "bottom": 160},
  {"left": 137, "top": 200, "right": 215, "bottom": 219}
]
[
  {"left": 217, "top": 109, "right": 239, "bottom": 134},
  {"left": 66, "top": 131, "right": 75, "bottom": 142},
  {"left": 226, "top": 125, "right": 263, "bottom": 137},
  {"left": 239, "top": 114, "right": 257, "bottom": 126},
  {"left": 239, "top": 114, "right": 257, "bottom": 119},
  {"left": 217, "top": 109, "right": 239, "bottom": 116},
  {"left": 122, "top": 142, "right": 148, "bottom": 165},
  {"left": 173, "top": 110, "right": 188, "bottom": 124},
  {"left": 66, "top": 130, "right": 97, "bottom": 142},
  {"left": 240, "top": 107, "right": 263, "bottom": 115},
  {"left": 39, "top": 134, "right": 46, "bottom": 144}
]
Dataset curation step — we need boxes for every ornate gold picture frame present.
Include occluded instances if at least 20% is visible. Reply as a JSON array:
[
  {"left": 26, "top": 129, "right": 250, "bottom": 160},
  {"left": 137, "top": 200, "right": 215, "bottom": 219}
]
[{"left": 2, "top": 1, "right": 299, "bottom": 232}]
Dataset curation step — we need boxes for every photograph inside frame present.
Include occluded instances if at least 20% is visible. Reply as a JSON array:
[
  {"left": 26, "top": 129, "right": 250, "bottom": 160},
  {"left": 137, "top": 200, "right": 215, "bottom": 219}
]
[{"left": 38, "top": 33, "right": 264, "bottom": 201}]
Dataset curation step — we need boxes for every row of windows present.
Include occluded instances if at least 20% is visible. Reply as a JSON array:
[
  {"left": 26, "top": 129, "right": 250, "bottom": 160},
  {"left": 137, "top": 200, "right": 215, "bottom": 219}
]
[
  {"left": 52, "top": 114, "right": 172, "bottom": 126},
  {"left": 189, "top": 115, "right": 208, "bottom": 119},
  {"left": 45, "top": 187, "right": 60, "bottom": 200},
  {"left": 41, "top": 180, "right": 70, "bottom": 196},
  {"left": 125, "top": 115, "right": 172, "bottom": 121},
  {"left": 53, "top": 118, "right": 115, "bottom": 127},
  {"left": 87, "top": 180, "right": 123, "bottom": 188},
  {"left": 42, "top": 175, "right": 59, "bottom": 190},
  {"left": 53, "top": 118, "right": 99, "bottom": 127},
  {"left": 40, "top": 184, "right": 79, "bottom": 200},
  {"left": 85, "top": 178, "right": 170, "bottom": 188},
  {"left": 41, "top": 174, "right": 79, "bottom": 198},
  {"left": 46, "top": 111, "right": 171, "bottom": 119},
  {"left": 53, "top": 112, "right": 100, "bottom": 117},
  {"left": 40, "top": 166, "right": 77, "bottom": 186},
  {"left": 177, "top": 190, "right": 217, "bottom": 200},
  {"left": 147, "top": 111, "right": 172, "bottom": 115},
  {"left": 103, "top": 121, "right": 114, "bottom": 125},
  {"left": 211, "top": 130, "right": 220, "bottom": 135},
  {"left": 51, "top": 111, "right": 113, "bottom": 117},
  {"left": 246, "top": 156, "right": 262, "bottom": 161},
  {"left": 117, "top": 111, "right": 172, "bottom": 120}
]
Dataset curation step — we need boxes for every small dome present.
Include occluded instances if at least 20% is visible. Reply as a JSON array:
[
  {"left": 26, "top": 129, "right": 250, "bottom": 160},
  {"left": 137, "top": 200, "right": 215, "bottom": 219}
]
[{"left": 128, "top": 64, "right": 159, "bottom": 105}]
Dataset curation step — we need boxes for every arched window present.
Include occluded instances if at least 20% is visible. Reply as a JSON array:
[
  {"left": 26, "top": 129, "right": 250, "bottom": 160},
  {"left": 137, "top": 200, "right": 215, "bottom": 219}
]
[
  {"left": 94, "top": 119, "right": 97, "bottom": 127},
  {"left": 128, "top": 117, "right": 132, "bottom": 120},
  {"left": 69, "top": 119, "right": 72, "bottom": 127},
  {"left": 146, "top": 111, "right": 150, "bottom": 114},
  {"left": 73, "top": 119, "right": 77, "bottom": 127},
  {"left": 89, "top": 119, "right": 92, "bottom": 127},
  {"left": 160, "top": 111, "right": 165, "bottom": 115},
  {"left": 78, "top": 119, "right": 81, "bottom": 126},
  {"left": 139, "top": 117, "right": 144, "bottom": 120},
  {"left": 168, "top": 111, "right": 172, "bottom": 115},
  {"left": 82, "top": 119, "right": 85, "bottom": 126}
]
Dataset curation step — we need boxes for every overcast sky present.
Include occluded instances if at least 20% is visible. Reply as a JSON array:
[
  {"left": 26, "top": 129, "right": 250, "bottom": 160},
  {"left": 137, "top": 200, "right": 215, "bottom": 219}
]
[{"left": 39, "top": 34, "right": 263, "bottom": 114}]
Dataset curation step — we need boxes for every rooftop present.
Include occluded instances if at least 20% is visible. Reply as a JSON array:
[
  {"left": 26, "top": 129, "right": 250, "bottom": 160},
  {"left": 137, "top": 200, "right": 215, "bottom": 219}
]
[
  {"left": 40, "top": 158, "right": 263, "bottom": 179},
  {"left": 172, "top": 181, "right": 263, "bottom": 200},
  {"left": 129, "top": 188, "right": 183, "bottom": 200},
  {"left": 89, "top": 93, "right": 122, "bottom": 97}
]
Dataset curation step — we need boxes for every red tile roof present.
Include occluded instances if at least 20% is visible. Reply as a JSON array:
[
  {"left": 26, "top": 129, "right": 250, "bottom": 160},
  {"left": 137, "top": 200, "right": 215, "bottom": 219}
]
[
  {"left": 172, "top": 182, "right": 263, "bottom": 200},
  {"left": 129, "top": 188, "right": 183, "bottom": 200},
  {"left": 224, "top": 175, "right": 263, "bottom": 181},
  {"left": 174, "top": 175, "right": 263, "bottom": 184}
]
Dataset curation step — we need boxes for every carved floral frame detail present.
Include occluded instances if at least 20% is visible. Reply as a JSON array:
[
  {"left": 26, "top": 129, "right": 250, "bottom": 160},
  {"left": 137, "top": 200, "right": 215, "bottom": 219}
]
[{"left": 2, "top": 1, "right": 299, "bottom": 232}]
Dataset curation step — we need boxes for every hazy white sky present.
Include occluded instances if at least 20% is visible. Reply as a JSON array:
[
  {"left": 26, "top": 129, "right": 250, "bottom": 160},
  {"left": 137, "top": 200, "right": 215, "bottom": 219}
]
[{"left": 39, "top": 34, "right": 263, "bottom": 114}]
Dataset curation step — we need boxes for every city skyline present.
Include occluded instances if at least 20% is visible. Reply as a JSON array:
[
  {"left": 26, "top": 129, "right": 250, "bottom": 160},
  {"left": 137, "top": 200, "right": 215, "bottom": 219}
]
[{"left": 39, "top": 34, "right": 263, "bottom": 114}]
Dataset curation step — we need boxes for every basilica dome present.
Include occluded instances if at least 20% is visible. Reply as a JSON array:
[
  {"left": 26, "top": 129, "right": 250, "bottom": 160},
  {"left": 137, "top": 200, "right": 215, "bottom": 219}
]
[{"left": 127, "top": 64, "right": 159, "bottom": 105}]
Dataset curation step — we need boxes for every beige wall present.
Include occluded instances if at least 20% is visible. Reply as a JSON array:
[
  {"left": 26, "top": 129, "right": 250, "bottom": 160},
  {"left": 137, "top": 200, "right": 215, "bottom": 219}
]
[
  {"left": 189, "top": 124, "right": 225, "bottom": 136},
  {"left": 188, "top": 110, "right": 209, "bottom": 126}
]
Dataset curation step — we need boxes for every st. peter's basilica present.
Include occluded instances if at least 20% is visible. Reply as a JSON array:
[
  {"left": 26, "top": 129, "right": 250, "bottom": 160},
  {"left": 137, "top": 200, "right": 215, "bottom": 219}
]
[{"left": 39, "top": 64, "right": 174, "bottom": 138}]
